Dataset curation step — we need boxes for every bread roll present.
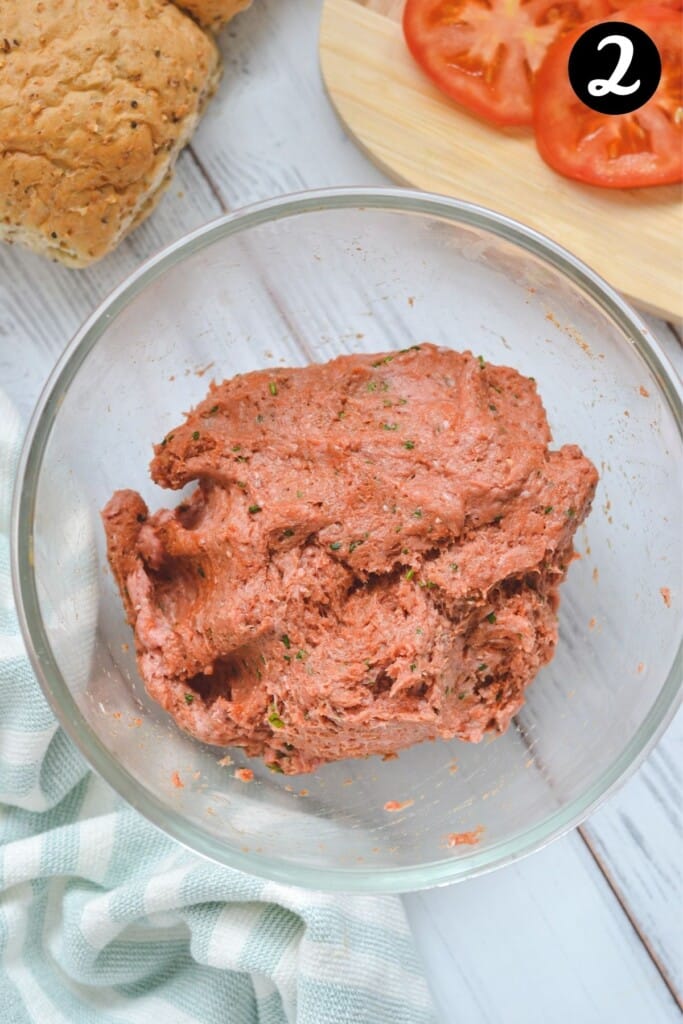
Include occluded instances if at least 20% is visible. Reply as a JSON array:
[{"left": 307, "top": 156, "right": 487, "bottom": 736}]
[
  {"left": 173, "top": 0, "right": 251, "bottom": 30},
  {"left": 0, "top": 0, "right": 221, "bottom": 267}
]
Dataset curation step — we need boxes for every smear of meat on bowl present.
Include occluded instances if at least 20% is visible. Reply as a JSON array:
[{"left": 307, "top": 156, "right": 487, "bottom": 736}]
[{"left": 102, "top": 344, "right": 598, "bottom": 775}]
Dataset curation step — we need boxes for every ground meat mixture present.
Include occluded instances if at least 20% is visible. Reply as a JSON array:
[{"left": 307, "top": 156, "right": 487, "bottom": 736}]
[{"left": 102, "top": 344, "right": 598, "bottom": 774}]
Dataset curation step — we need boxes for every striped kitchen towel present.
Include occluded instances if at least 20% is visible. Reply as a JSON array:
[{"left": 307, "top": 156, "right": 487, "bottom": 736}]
[{"left": 0, "top": 388, "right": 436, "bottom": 1024}]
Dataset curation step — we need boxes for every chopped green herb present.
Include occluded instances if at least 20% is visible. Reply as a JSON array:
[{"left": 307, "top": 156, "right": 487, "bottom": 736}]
[
  {"left": 371, "top": 355, "right": 394, "bottom": 367},
  {"left": 489, "top": 404, "right": 497, "bottom": 412},
  {"left": 544, "top": 506, "right": 554, "bottom": 515},
  {"left": 268, "top": 381, "right": 278, "bottom": 396},
  {"left": 191, "top": 430, "right": 200, "bottom": 441},
  {"left": 410, "top": 662, "right": 417, "bottom": 672},
  {"left": 282, "top": 529, "right": 294, "bottom": 538},
  {"left": 412, "top": 508, "right": 423, "bottom": 518},
  {"left": 283, "top": 654, "right": 292, "bottom": 663},
  {"left": 295, "top": 649, "right": 307, "bottom": 661},
  {"left": 268, "top": 705, "right": 285, "bottom": 729},
  {"left": 405, "top": 568, "right": 415, "bottom": 581},
  {"left": 256, "top": 414, "right": 264, "bottom": 423},
  {"left": 184, "top": 693, "right": 194, "bottom": 704},
  {"left": 330, "top": 541, "right": 342, "bottom": 551},
  {"left": 416, "top": 627, "right": 423, "bottom": 635},
  {"left": 477, "top": 355, "right": 485, "bottom": 368},
  {"left": 296, "top": 490, "right": 304, "bottom": 499},
  {"left": 284, "top": 743, "right": 294, "bottom": 751},
  {"left": 197, "top": 565, "right": 206, "bottom": 579},
  {"left": 338, "top": 410, "right": 346, "bottom": 419},
  {"left": 363, "top": 659, "right": 372, "bottom": 669},
  {"left": 477, "top": 663, "right": 488, "bottom": 672},
  {"left": 268, "top": 762, "right": 285, "bottom": 773},
  {"left": 487, "top": 612, "right": 497, "bottom": 624},
  {"left": 209, "top": 405, "right": 219, "bottom": 414},
  {"left": 248, "top": 504, "right": 262, "bottom": 514},
  {"left": 281, "top": 635, "right": 292, "bottom": 649},
  {"left": 450, "top": 563, "right": 459, "bottom": 572},
  {"left": 382, "top": 422, "right": 398, "bottom": 431},
  {"left": 349, "top": 539, "right": 364, "bottom": 553},
  {"left": 403, "top": 440, "right": 415, "bottom": 450},
  {"left": 398, "top": 397, "right": 408, "bottom": 405},
  {"left": 383, "top": 399, "right": 393, "bottom": 408},
  {"left": 493, "top": 515, "right": 503, "bottom": 524},
  {"left": 566, "top": 507, "right": 576, "bottom": 518},
  {"left": 236, "top": 481, "right": 247, "bottom": 490},
  {"left": 366, "top": 381, "right": 378, "bottom": 392},
  {"left": 398, "top": 344, "right": 421, "bottom": 353},
  {"left": 491, "top": 384, "right": 502, "bottom": 394},
  {"left": 160, "top": 433, "right": 174, "bottom": 447},
  {"left": 458, "top": 692, "right": 466, "bottom": 700},
  {"left": 231, "top": 444, "right": 241, "bottom": 452}
]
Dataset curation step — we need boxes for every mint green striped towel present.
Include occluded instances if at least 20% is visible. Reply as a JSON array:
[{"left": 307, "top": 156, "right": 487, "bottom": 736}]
[{"left": 0, "top": 390, "right": 436, "bottom": 1024}]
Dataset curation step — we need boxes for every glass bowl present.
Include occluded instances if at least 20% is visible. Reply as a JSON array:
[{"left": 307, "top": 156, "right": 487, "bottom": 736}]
[{"left": 12, "top": 188, "right": 682, "bottom": 892}]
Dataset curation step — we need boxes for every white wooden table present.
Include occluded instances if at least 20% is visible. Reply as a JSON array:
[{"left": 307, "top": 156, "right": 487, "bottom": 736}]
[{"left": 1, "top": 2, "right": 681, "bottom": 1021}]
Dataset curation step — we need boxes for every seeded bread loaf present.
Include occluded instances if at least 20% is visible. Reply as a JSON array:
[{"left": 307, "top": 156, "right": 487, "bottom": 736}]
[
  {"left": 0, "top": 0, "right": 220, "bottom": 267},
  {"left": 173, "top": 0, "right": 251, "bottom": 30}
]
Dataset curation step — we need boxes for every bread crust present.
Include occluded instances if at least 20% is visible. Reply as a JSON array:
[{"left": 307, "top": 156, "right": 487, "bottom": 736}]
[
  {"left": 173, "top": 0, "right": 251, "bottom": 30},
  {"left": 0, "top": 0, "right": 220, "bottom": 266}
]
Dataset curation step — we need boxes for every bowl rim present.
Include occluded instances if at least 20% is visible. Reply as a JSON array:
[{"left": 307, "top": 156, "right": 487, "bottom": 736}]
[{"left": 11, "top": 186, "right": 683, "bottom": 893}]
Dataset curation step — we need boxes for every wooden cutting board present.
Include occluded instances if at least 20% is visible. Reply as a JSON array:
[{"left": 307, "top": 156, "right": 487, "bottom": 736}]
[{"left": 319, "top": 0, "right": 683, "bottom": 321}]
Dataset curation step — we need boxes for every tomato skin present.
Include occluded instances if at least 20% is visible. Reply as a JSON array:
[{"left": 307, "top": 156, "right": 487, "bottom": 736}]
[
  {"left": 403, "top": 0, "right": 611, "bottom": 127},
  {"left": 533, "top": 6, "right": 683, "bottom": 187},
  {"left": 608, "top": 0, "right": 681, "bottom": 10}
]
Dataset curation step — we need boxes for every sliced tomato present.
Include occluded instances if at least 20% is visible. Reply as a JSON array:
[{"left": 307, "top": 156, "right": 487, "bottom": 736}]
[
  {"left": 533, "top": 6, "right": 683, "bottom": 187},
  {"left": 403, "top": 0, "right": 610, "bottom": 126},
  {"left": 608, "top": 0, "right": 681, "bottom": 10}
]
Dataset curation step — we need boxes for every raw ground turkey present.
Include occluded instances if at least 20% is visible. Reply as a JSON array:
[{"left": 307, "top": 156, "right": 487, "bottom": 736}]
[{"left": 103, "top": 344, "right": 598, "bottom": 774}]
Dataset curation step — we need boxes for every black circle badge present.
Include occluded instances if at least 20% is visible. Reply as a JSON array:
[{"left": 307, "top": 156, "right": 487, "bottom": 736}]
[{"left": 568, "top": 21, "right": 662, "bottom": 115}]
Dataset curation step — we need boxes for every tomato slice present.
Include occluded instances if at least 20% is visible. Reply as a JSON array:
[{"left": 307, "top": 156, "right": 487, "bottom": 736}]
[
  {"left": 403, "top": 0, "right": 610, "bottom": 126},
  {"left": 533, "top": 7, "right": 683, "bottom": 187},
  {"left": 608, "top": 0, "right": 681, "bottom": 10}
]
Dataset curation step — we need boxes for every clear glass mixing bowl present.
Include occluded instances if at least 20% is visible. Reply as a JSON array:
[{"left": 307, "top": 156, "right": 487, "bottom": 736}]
[{"left": 12, "top": 189, "right": 682, "bottom": 892}]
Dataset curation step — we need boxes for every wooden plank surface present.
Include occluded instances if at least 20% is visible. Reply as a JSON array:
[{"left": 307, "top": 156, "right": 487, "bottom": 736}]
[
  {"left": 405, "top": 825, "right": 680, "bottom": 1023},
  {"left": 190, "top": 0, "right": 388, "bottom": 206},
  {"left": 1, "top": 1, "right": 681, "bottom": 1020},
  {"left": 319, "top": 0, "right": 683, "bottom": 321},
  {"left": 0, "top": 149, "right": 223, "bottom": 422},
  {"left": 581, "top": 710, "right": 683, "bottom": 998}
]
